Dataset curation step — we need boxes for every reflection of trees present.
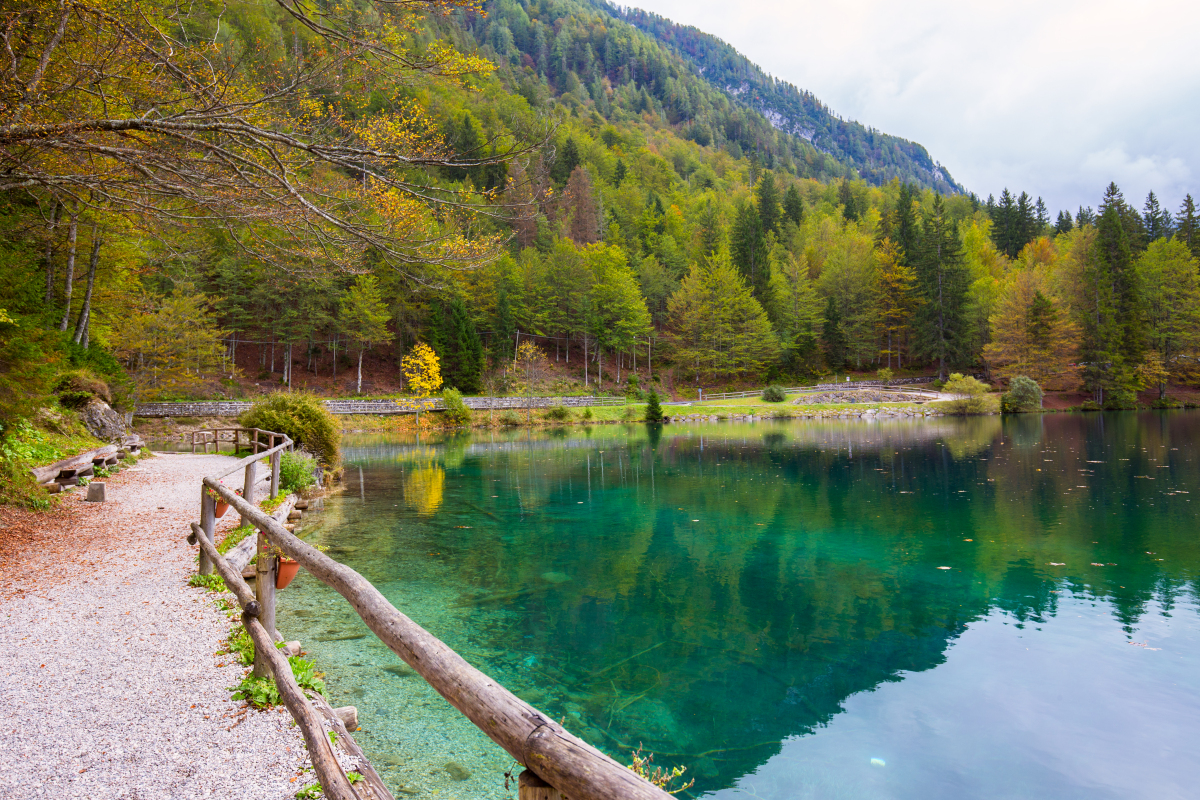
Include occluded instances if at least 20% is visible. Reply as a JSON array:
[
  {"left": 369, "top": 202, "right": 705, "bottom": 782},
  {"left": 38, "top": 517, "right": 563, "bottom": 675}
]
[
  {"left": 332, "top": 413, "right": 1200, "bottom": 792},
  {"left": 402, "top": 462, "right": 445, "bottom": 516}
]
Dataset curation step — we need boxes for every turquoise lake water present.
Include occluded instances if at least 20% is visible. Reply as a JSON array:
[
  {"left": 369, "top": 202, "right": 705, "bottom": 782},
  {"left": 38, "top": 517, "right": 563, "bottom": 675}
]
[{"left": 277, "top": 413, "right": 1200, "bottom": 799}]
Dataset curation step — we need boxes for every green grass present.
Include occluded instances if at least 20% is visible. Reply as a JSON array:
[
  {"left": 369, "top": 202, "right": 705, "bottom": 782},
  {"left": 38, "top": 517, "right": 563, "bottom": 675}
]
[{"left": 217, "top": 524, "right": 255, "bottom": 555}]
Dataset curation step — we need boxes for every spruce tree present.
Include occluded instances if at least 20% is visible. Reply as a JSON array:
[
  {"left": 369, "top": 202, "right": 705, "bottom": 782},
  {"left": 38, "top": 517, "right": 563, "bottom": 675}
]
[
  {"left": 491, "top": 287, "right": 515, "bottom": 367},
  {"left": 644, "top": 390, "right": 663, "bottom": 422},
  {"left": 1175, "top": 194, "right": 1199, "bottom": 258},
  {"left": 895, "top": 183, "right": 919, "bottom": 265},
  {"left": 911, "top": 195, "right": 970, "bottom": 379},
  {"left": 1144, "top": 192, "right": 1166, "bottom": 240},
  {"left": 783, "top": 185, "right": 804, "bottom": 226},
  {"left": 757, "top": 172, "right": 780, "bottom": 234},
  {"left": 730, "top": 201, "right": 768, "bottom": 300},
  {"left": 993, "top": 189, "right": 1017, "bottom": 257},
  {"left": 838, "top": 179, "right": 858, "bottom": 221},
  {"left": 822, "top": 295, "right": 847, "bottom": 369},
  {"left": 1055, "top": 210, "right": 1074, "bottom": 236}
]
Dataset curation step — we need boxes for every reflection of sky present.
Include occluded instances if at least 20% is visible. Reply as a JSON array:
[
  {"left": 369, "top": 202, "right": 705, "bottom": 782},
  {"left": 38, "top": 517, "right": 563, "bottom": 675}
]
[{"left": 709, "top": 595, "right": 1200, "bottom": 800}]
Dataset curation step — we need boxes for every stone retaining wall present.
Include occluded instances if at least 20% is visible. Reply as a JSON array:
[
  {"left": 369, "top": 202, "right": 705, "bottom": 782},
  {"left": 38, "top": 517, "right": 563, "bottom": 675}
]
[{"left": 135, "top": 395, "right": 627, "bottom": 417}]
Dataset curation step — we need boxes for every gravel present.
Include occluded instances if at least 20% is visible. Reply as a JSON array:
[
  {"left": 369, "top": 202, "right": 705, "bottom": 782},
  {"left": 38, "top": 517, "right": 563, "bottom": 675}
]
[{"left": 0, "top": 453, "right": 311, "bottom": 799}]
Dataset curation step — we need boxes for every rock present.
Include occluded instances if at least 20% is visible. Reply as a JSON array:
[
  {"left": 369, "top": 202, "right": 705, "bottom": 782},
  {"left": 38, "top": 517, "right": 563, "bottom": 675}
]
[
  {"left": 334, "top": 705, "right": 358, "bottom": 729},
  {"left": 86, "top": 482, "right": 106, "bottom": 502},
  {"left": 79, "top": 399, "right": 126, "bottom": 442},
  {"left": 42, "top": 482, "right": 62, "bottom": 494},
  {"left": 283, "top": 641, "right": 303, "bottom": 657},
  {"left": 287, "top": 511, "right": 302, "bottom": 522},
  {"left": 443, "top": 762, "right": 471, "bottom": 782}
]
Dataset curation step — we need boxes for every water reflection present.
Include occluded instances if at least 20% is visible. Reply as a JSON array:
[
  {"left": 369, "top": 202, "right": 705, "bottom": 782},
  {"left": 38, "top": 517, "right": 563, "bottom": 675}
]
[{"left": 281, "top": 413, "right": 1200, "bottom": 799}]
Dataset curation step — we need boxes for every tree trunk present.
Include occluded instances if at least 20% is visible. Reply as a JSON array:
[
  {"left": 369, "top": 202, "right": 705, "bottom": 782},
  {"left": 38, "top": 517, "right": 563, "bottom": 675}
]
[
  {"left": 58, "top": 211, "right": 78, "bottom": 332},
  {"left": 332, "top": 333, "right": 337, "bottom": 378},
  {"left": 357, "top": 347, "right": 364, "bottom": 394},
  {"left": 42, "top": 201, "right": 59, "bottom": 310},
  {"left": 72, "top": 225, "right": 101, "bottom": 345}
]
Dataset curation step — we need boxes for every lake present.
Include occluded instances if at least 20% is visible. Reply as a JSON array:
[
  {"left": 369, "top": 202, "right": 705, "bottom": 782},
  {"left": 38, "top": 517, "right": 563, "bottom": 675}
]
[{"left": 277, "top": 412, "right": 1200, "bottom": 800}]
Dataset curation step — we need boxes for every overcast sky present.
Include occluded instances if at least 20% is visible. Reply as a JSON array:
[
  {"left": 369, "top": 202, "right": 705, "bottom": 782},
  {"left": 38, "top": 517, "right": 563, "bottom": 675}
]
[{"left": 626, "top": 0, "right": 1199, "bottom": 216}]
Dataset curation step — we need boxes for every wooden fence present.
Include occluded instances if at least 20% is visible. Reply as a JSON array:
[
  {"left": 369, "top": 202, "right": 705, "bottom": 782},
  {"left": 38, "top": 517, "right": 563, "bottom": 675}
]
[{"left": 191, "top": 433, "right": 671, "bottom": 800}]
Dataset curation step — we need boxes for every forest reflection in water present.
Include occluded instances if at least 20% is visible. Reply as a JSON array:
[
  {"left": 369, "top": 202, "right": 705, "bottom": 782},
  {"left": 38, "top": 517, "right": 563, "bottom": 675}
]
[{"left": 281, "top": 412, "right": 1200, "bottom": 800}]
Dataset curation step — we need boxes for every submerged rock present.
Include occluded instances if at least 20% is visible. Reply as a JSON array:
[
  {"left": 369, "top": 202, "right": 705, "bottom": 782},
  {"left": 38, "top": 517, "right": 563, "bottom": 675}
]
[{"left": 444, "top": 762, "right": 471, "bottom": 781}]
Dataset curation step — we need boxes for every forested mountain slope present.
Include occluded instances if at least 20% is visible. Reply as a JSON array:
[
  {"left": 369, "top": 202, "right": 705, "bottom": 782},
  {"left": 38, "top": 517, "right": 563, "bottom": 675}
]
[{"left": 464, "top": 0, "right": 961, "bottom": 193}]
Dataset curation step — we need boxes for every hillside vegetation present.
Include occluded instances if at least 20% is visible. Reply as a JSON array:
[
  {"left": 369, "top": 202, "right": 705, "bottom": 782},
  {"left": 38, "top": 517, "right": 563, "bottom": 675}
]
[{"left": 3, "top": 0, "right": 1200, "bottom": 473}]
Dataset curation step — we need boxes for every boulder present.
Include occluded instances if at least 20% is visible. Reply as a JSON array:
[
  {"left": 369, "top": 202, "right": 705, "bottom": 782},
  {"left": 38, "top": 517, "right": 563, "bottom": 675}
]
[
  {"left": 86, "top": 482, "right": 107, "bottom": 502},
  {"left": 80, "top": 399, "right": 126, "bottom": 442}
]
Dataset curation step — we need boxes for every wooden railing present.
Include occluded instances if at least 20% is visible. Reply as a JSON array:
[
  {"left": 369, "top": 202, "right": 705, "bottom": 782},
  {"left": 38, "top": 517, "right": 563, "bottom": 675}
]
[{"left": 191, "top": 445, "right": 672, "bottom": 800}]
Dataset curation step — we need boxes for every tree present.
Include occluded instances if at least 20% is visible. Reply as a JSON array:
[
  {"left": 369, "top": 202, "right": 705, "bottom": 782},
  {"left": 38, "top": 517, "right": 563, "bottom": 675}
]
[
  {"left": 666, "top": 255, "right": 780, "bottom": 380},
  {"left": 110, "top": 290, "right": 227, "bottom": 403},
  {"left": 584, "top": 244, "right": 651, "bottom": 386},
  {"left": 564, "top": 166, "right": 603, "bottom": 244},
  {"left": 943, "top": 373, "right": 990, "bottom": 414},
  {"left": 513, "top": 340, "right": 550, "bottom": 423},
  {"left": 644, "top": 390, "right": 663, "bottom": 422},
  {"left": 730, "top": 201, "right": 769, "bottom": 300},
  {"left": 339, "top": 275, "right": 393, "bottom": 395},
  {"left": 983, "top": 271, "right": 1079, "bottom": 388},
  {"left": 911, "top": 195, "right": 970, "bottom": 379},
  {"left": 894, "top": 183, "right": 919, "bottom": 264},
  {"left": 401, "top": 343, "right": 442, "bottom": 397},
  {"left": 1054, "top": 211, "right": 1074, "bottom": 236},
  {"left": 875, "top": 238, "right": 918, "bottom": 369},
  {"left": 1002, "top": 375, "right": 1043, "bottom": 412},
  {"left": 432, "top": 297, "right": 484, "bottom": 394},
  {"left": 1137, "top": 239, "right": 1200, "bottom": 399},
  {"left": 783, "top": 185, "right": 804, "bottom": 226},
  {"left": 838, "top": 179, "right": 858, "bottom": 222},
  {"left": 1143, "top": 192, "right": 1172, "bottom": 241},
  {"left": 766, "top": 249, "right": 822, "bottom": 372},
  {"left": 757, "top": 172, "right": 781, "bottom": 234},
  {"left": 1176, "top": 195, "right": 1199, "bottom": 259},
  {"left": 0, "top": 0, "right": 541, "bottom": 273}
]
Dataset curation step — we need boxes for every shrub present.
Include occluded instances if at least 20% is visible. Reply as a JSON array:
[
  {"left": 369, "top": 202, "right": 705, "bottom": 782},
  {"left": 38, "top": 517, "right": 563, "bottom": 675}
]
[
  {"left": 279, "top": 450, "right": 317, "bottom": 493},
  {"left": 238, "top": 392, "right": 339, "bottom": 464},
  {"left": 1001, "top": 375, "right": 1043, "bottom": 413},
  {"left": 645, "top": 390, "right": 664, "bottom": 423},
  {"left": 580, "top": 407, "right": 593, "bottom": 420},
  {"left": 54, "top": 369, "right": 112, "bottom": 405},
  {"left": 876, "top": 367, "right": 894, "bottom": 382},
  {"left": 943, "top": 373, "right": 991, "bottom": 414},
  {"left": 622, "top": 405, "right": 638, "bottom": 420},
  {"left": 762, "top": 385, "right": 787, "bottom": 403},
  {"left": 500, "top": 410, "right": 521, "bottom": 426},
  {"left": 1103, "top": 388, "right": 1137, "bottom": 410},
  {"left": 1150, "top": 397, "right": 1182, "bottom": 409},
  {"left": 1079, "top": 400, "right": 1102, "bottom": 412},
  {"left": 545, "top": 405, "right": 570, "bottom": 421},
  {"left": 441, "top": 388, "right": 472, "bottom": 426},
  {"left": 625, "top": 374, "right": 643, "bottom": 400}
]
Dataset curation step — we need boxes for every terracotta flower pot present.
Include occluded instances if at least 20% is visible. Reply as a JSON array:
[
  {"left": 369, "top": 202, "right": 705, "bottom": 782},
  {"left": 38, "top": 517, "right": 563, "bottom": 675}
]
[
  {"left": 276, "top": 557, "right": 300, "bottom": 589},
  {"left": 214, "top": 499, "right": 230, "bottom": 518}
]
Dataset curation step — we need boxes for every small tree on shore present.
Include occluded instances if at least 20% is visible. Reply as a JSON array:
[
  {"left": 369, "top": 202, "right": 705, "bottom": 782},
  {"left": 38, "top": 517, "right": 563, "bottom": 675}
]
[
  {"left": 943, "top": 372, "right": 991, "bottom": 414},
  {"left": 645, "top": 390, "right": 664, "bottom": 422},
  {"left": 402, "top": 343, "right": 442, "bottom": 397},
  {"left": 514, "top": 341, "right": 550, "bottom": 424}
]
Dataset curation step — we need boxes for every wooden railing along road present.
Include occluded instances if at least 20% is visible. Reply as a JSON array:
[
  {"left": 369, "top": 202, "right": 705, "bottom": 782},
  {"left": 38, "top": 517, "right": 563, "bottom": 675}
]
[{"left": 189, "top": 430, "right": 672, "bottom": 800}]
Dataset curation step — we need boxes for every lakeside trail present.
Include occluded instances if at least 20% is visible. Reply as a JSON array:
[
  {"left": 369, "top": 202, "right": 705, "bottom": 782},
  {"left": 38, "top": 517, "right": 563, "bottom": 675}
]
[{"left": 0, "top": 453, "right": 308, "bottom": 799}]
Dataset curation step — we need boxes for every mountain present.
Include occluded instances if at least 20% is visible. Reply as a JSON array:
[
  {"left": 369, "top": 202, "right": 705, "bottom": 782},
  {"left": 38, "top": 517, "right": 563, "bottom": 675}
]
[{"left": 465, "top": 0, "right": 963, "bottom": 194}]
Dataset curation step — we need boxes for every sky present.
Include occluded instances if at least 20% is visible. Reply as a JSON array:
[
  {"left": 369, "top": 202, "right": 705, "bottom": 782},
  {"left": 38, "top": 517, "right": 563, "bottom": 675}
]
[{"left": 624, "top": 0, "right": 1200, "bottom": 216}]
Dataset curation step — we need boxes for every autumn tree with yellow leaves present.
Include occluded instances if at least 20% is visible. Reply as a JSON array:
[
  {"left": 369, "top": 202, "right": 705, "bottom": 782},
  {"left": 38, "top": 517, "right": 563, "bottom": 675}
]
[
  {"left": 983, "top": 271, "right": 1079, "bottom": 389},
  {"left": 401, "top": 342, "right": 442, "bottom": 396}
]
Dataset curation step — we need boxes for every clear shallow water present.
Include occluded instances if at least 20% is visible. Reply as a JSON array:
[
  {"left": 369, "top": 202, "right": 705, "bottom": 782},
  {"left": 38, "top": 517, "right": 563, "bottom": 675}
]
[{"left": 278, "top": 414, "right": 1200, "bottom": 799}]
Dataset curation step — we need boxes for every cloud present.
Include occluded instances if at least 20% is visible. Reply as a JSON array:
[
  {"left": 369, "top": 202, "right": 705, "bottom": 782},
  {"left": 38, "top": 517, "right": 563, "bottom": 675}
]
[{"left": 626, "top": 0, "right": 1200, "bottom": 213}]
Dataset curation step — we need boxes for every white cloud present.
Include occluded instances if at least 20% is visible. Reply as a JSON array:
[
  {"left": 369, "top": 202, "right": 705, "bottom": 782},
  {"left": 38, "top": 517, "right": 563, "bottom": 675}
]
[{"left": 625, "top": 0, "right": 1200, "bottom": 214}]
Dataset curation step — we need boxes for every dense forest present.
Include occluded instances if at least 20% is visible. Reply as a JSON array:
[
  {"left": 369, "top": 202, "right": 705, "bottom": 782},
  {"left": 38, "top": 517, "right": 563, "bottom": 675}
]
[{"left": 3, "top": 0, "right": 1200, "bottom": 436}]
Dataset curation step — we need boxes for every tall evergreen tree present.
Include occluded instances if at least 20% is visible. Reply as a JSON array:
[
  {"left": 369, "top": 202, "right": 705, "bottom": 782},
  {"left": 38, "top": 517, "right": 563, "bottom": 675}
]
[
  {"left": 756, "top": 172, "right": 781, "bottom": 234},
  {"left": 822, "top": 295, "right": 847, "bottom": 369},
  {"left": 1076, "top": 206, "right": 1097, "bottom": 228},
  {"left": 1035, "top": 197, "right": 1050, "bottom": 231},
  {"left": 895, "top": 183, "right": 919, "bottom": 265},
  {"left": 992, "top": 189, "right": 1017, "bottom": 257},
  {"left": 1175, "top": 194, "right": 1199, "bottom": 259},
  {"left": 838, "top": 179, "right": 858, "bottom": 222},
  {"left": 1055, "top": 210, "right": 1074, "bottom": 236},
  {"left": 1144, "top": 191, "right": 1168, "bottom": 241},
  {"left": 782, "top": 185, "right": 804, "bottom": 226},
  {"left": 490, "top": 285, "right": 516, "bottom": 366},
  {"left": 435, "top": 297, "right": 484, "bottom": 394},
  {"left": 911, "top": 195, "right": 970, "bottom": 379},
  {"left": 730, "top": 201, "right": 769, "bottom": 300},
  {"left": 1079, "top": 183, "right": 1144, "bottom": 405}
]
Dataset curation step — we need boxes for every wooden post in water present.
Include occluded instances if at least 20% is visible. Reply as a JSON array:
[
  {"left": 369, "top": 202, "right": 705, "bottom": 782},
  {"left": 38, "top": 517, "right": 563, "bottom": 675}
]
[
  {"left": 253, "top": 530, "right": 278, "bottom": 678},
  {"left": 241, "top": 459, "right": 256, "bottom": 526},
  {"left": 199, "top": 491, "right": 216, "bottom": 576},
  {"left": 518, "top": 770, "right": 565, "bottom": 800}
]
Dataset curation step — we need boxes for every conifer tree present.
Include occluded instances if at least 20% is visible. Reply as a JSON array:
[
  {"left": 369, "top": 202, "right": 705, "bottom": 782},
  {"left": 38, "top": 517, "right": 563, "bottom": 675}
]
[
  {"left": 875, "top": 238, "right": 918, "bottom": 369},
  {"left": 895, "top": 183, "right": 920, "bottom": 265},
  {"left": 757, "top": 172, "right": 781, "bottom": 234},
  {"left": 1144, "top": 192, "right": 1168, "bottom": 241},
  {"left": 339, "top": 275, "right": 393, "bottom": 395},
  {"left": 1055, "top": 211, "right": 1074, "bottom": 236},
  {"left": 730, "top": 201, "right": 769, "bottom": 300},
  {"left": 1175, "top": 195, "right": 1199, "bottom": 259},
  {"left": 911, "top": 195, "right": 970, "bottom": 379},
  {"left": 644, "top": 390, "right": 664, "bottom": 422},
  {"left": 782, "top": 185, "right": 804, "bottom": 226},
  {"left": 822, "top": 295, "right": 847, "bottom": 369},
  {"left": 1138, "top": 239, "right": 1200, "bottom": 399},
  {"left": 838, "top": 179, "right": 858, "bottom": 222}
]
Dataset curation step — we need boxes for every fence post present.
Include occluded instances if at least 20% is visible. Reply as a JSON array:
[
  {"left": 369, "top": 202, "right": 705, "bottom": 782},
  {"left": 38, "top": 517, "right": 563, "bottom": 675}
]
[
  {"left": 199, "top": 490, "right": 216, "bottom": 576},
  {"left": 270, "top": 447, "right": 281, "bottom": 499},
  {"left": 253, "top": 530, "right": 278, "bottom": 678},
  {"left": 241, "top": 459, "right": 257, "bottom": 526},
  {"left": 518, "top": 770, "right": 564, "bottom": 800}
]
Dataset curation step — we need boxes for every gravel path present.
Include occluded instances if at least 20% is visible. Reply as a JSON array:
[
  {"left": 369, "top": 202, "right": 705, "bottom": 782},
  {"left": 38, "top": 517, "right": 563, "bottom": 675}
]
[{"left": 0, "top": 453, "right": 309, "bottom": 799}]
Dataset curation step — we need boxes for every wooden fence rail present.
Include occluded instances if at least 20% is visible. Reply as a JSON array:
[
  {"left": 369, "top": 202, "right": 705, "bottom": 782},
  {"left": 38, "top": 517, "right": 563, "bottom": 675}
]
[
  {"left": 700, "top": 378, "right": 938, "bottom": 401},
  {"left": 198, "top": 474, "right": 673, "bottom": 800}
]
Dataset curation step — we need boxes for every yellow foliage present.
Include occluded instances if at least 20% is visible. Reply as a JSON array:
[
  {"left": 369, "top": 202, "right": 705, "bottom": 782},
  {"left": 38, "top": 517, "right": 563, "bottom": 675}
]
[
  {"left": 402, "top": 342, "right": 442, "bottom": 396},
  {"left": 403, "top": 462, "right": 445, "bottom": 516}
]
